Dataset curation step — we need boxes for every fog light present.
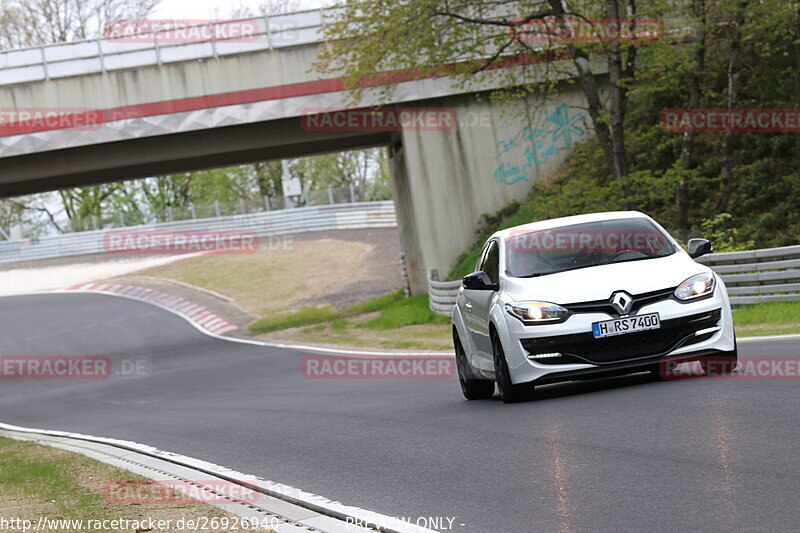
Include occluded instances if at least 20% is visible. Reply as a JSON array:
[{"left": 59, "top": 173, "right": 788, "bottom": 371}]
[
  {"left": 527, "top": 352, "right": 562, "bottom": 360},
  {"left": 695, "top": 326, "right": 721, "bottom": 336}
]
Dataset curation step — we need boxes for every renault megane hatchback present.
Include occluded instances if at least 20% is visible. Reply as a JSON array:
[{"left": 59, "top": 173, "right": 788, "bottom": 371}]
[{"left": 451, "top": 211, "right": 737, "bottom": 403}]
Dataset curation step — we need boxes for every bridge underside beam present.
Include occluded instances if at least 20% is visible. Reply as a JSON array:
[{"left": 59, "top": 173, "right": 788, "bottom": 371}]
[{"left": 0, "top": 117, "right": 390, "bottom": 198}]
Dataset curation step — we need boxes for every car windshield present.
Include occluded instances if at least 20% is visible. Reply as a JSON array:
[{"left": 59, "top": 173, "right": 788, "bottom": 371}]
[{"left": 505, "top": 218, "right": 677, "bottom": 278}]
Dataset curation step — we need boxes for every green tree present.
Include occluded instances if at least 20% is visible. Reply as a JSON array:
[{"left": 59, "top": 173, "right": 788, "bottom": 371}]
[
  {"left": 58, "top": 185, "right": 120, "bottom": 231},
  {"left": 315, "top": 0, "right": 676, "bottom": 202},
  {"left": 289, "top": 148, "right": 390, "bottom": 201}
]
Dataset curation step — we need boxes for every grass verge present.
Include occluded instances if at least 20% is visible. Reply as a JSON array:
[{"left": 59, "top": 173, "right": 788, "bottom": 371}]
[
  {"left": 733, "top": 301, "right": 800, "bottom": 337},
  {"left": 137, "top": 238, "right": 374, "bottom": 315},
  {"left": 249, "top": 291, "right": 452, "bottom": 350},
  {"left": 0, "top": 436, "right": 272, "bottom": 532}
]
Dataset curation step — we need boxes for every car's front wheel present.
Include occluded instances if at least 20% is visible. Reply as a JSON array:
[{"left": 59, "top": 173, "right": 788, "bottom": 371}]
[
  {"left": 454, "top": 331, "right": 494, "bottom": 400},
  {"left": 491, "top": 330, "right": 533, "bottom": 403}
]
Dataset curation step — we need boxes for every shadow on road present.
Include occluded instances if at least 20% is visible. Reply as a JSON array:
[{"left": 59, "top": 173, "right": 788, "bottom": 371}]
[{"left": 486, "top": 370, "right": 671, "bottom": 404}]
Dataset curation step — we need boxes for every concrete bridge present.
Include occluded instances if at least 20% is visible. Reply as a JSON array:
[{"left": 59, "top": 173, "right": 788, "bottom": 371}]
[{"left": 0, "top": 8, "right": 594, "bottom": 293}]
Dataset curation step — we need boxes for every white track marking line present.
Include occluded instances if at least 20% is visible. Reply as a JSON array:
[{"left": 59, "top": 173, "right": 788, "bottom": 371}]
[
  {"left": 0, "top": 422, "right": 436, "bottom": 533},
  {"left": 739, "top": 333, "right": 800, "bottom": 342}
]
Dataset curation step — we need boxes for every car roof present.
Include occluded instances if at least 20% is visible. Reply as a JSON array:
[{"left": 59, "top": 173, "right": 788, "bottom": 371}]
[{"left": 492, "top": 211, "right": 651, "bottom": 241}]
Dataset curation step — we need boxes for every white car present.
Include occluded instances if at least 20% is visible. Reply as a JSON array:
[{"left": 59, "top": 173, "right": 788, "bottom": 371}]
[{"left": 451, "top": 211, "right": 737, "bottom": 403}]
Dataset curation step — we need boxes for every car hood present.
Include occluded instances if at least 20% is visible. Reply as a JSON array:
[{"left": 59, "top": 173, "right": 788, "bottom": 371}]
[{"left": 503, "top": 252, "right": 710, "bottom": 304}]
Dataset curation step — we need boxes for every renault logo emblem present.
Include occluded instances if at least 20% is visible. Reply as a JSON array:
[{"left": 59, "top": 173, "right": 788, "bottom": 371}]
[{"left": 611, "top": 291, "right": 633, "bottom": 315}]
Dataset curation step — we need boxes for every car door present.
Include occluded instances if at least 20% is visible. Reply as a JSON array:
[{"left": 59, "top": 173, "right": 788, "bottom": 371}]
[
  {"left": 463, "top": 239, "right": 499, "bottom": 360},
  {"left": 458, "top": 241, "right": 489, "bottom": 354}
]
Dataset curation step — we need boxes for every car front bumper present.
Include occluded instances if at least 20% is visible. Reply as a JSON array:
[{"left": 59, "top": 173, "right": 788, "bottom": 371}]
[{"left": 501, "top": 285, "right": 736, "bottom": 386}]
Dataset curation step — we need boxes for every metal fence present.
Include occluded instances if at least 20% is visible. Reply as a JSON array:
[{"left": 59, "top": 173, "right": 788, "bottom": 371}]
[
  {"left": 429, "top": 244, "right": 800, "bottom": 316},
  {"left": 0, "top": 201, "right": 396, "bottom": 264}
]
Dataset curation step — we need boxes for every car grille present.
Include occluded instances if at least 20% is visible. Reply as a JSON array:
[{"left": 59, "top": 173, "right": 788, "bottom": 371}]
[
  {"left": 520, "top": 309, "right": 722, "bottom": 365},
  {"left": 562, "top": 287, "right": 676, "bottom": 317}
]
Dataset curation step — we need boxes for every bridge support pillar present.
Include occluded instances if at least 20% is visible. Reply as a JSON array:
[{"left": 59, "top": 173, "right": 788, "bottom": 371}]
[{"left": 388, "top": 134, "right": 428, "bottom": 296}]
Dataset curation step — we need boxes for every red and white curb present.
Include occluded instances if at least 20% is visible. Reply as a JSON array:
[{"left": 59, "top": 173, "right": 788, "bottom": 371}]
[{"left": 67, "top": 283, "right": 239, "bottom": 335}]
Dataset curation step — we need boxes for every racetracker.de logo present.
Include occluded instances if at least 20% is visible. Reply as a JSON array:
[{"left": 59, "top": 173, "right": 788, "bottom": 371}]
[
  {"left": 0, "top": 108, "right": 101, "bottom": 134},
  {"left": 300, "top": 107, "right": 457, "bottom": 132},
  {"left": 0, "top": 107, "right": 145, "bottom": 137},
  {"left": 507, "top": 228, "right": 667, "bottom": 254},
  {"left": 103, "top": 480, "right": 259, "bottom": 505},
  {"left": 0, "top": 356, "right": 112, "bottom": 379},
  {"left": 103, "top": 19, "right": 260, "bottom": 43},
  {"left": 510, "top": 17, "right": 663, "bottom": 43},
  {"left": 103, "top": 230, "right": 259, "bottom": 254},
  {"left": 660, "top": 108, "right": 800, "bottom": 132},
  {"left": 302, "top": 356, "right": 455, "bottom": 379},
  {"left": 660, "top": 356, "right": 800, "bottom": 380}
]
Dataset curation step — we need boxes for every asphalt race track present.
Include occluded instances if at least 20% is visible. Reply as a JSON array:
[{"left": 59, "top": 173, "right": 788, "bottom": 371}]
[{"left": 1, "top": 293, "right": 799, "bottom": 532}]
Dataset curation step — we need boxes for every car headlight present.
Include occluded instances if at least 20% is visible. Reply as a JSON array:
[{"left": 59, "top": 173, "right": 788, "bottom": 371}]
[
  {"left": 674, "top": 272, "right": 715, "bottom": 301},
  {"left": 505, "top": 301, "right": 568, "bottom": 324}
]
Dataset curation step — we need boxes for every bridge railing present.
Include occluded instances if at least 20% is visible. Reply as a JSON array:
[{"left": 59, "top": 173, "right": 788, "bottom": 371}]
[
  {"left": 429, "top": 245, "right": 800, "bottom": 316},
  {"left": 0, "top": 201, "right": 395, "bottom": 264},
  {"left": 0, "top": 7, "right": 338, "bottom": 86}
]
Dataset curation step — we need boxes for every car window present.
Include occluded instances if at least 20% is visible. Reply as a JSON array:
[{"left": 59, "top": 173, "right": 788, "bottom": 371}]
[
  {"left": 505, "top": 218, "right": 677, "bottom": 278},
  {"left": 483, "top": 240, "right": 500, "bottom": 284},
  {"left": 475, "top": 241, "right": 490, "bottom": 273}
]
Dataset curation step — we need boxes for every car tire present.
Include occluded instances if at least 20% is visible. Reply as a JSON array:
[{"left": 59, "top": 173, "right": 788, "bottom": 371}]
[
  {"left": 491, "top": 330, "right": 533, "bottom": 403},
  {"left": 701, "top": 342, "right": 739, "bottom": 376},
  {"left": 453, "top": 331, "right": 494, "bottom": 400}
]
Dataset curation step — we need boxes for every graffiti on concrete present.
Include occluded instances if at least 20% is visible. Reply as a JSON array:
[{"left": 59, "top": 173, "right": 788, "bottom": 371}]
[{"left": 492, "top": 104, "right": 585, "bottom": 185}]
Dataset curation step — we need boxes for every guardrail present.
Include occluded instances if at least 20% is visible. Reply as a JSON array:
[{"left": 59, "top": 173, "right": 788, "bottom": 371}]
[
  {"left": 428, "top": 244, "right": 800, "bottom": 315},
  {"left": 428, "top": 279, "right": 462, "bottom": 316},
  {"left": 0, "top": 201, "right": 396, "bottom": 264},
  {"left": 696, "top": 245, "right": 800, "bottom": 305},
  {"left": 0, "top": 7, "right": 337, "bottom": 86}
]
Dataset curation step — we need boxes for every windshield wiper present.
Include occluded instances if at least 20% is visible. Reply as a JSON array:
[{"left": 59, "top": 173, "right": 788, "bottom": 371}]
[{"left": 514, "top": 272, "right": 551, "bottom": 278}]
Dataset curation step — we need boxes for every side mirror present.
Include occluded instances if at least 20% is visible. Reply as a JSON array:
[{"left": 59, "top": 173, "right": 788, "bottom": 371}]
[
  {"left": 463, "top": 271, "right": 498, "bottom": 291},
  {"left": 688, "top": 238, "right": 713, "bottom": 259}
]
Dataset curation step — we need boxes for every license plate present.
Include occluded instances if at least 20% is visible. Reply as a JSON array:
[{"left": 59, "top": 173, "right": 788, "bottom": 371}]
[{"left": 592, "top": 313, "right": 661, "bottom": 339}]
